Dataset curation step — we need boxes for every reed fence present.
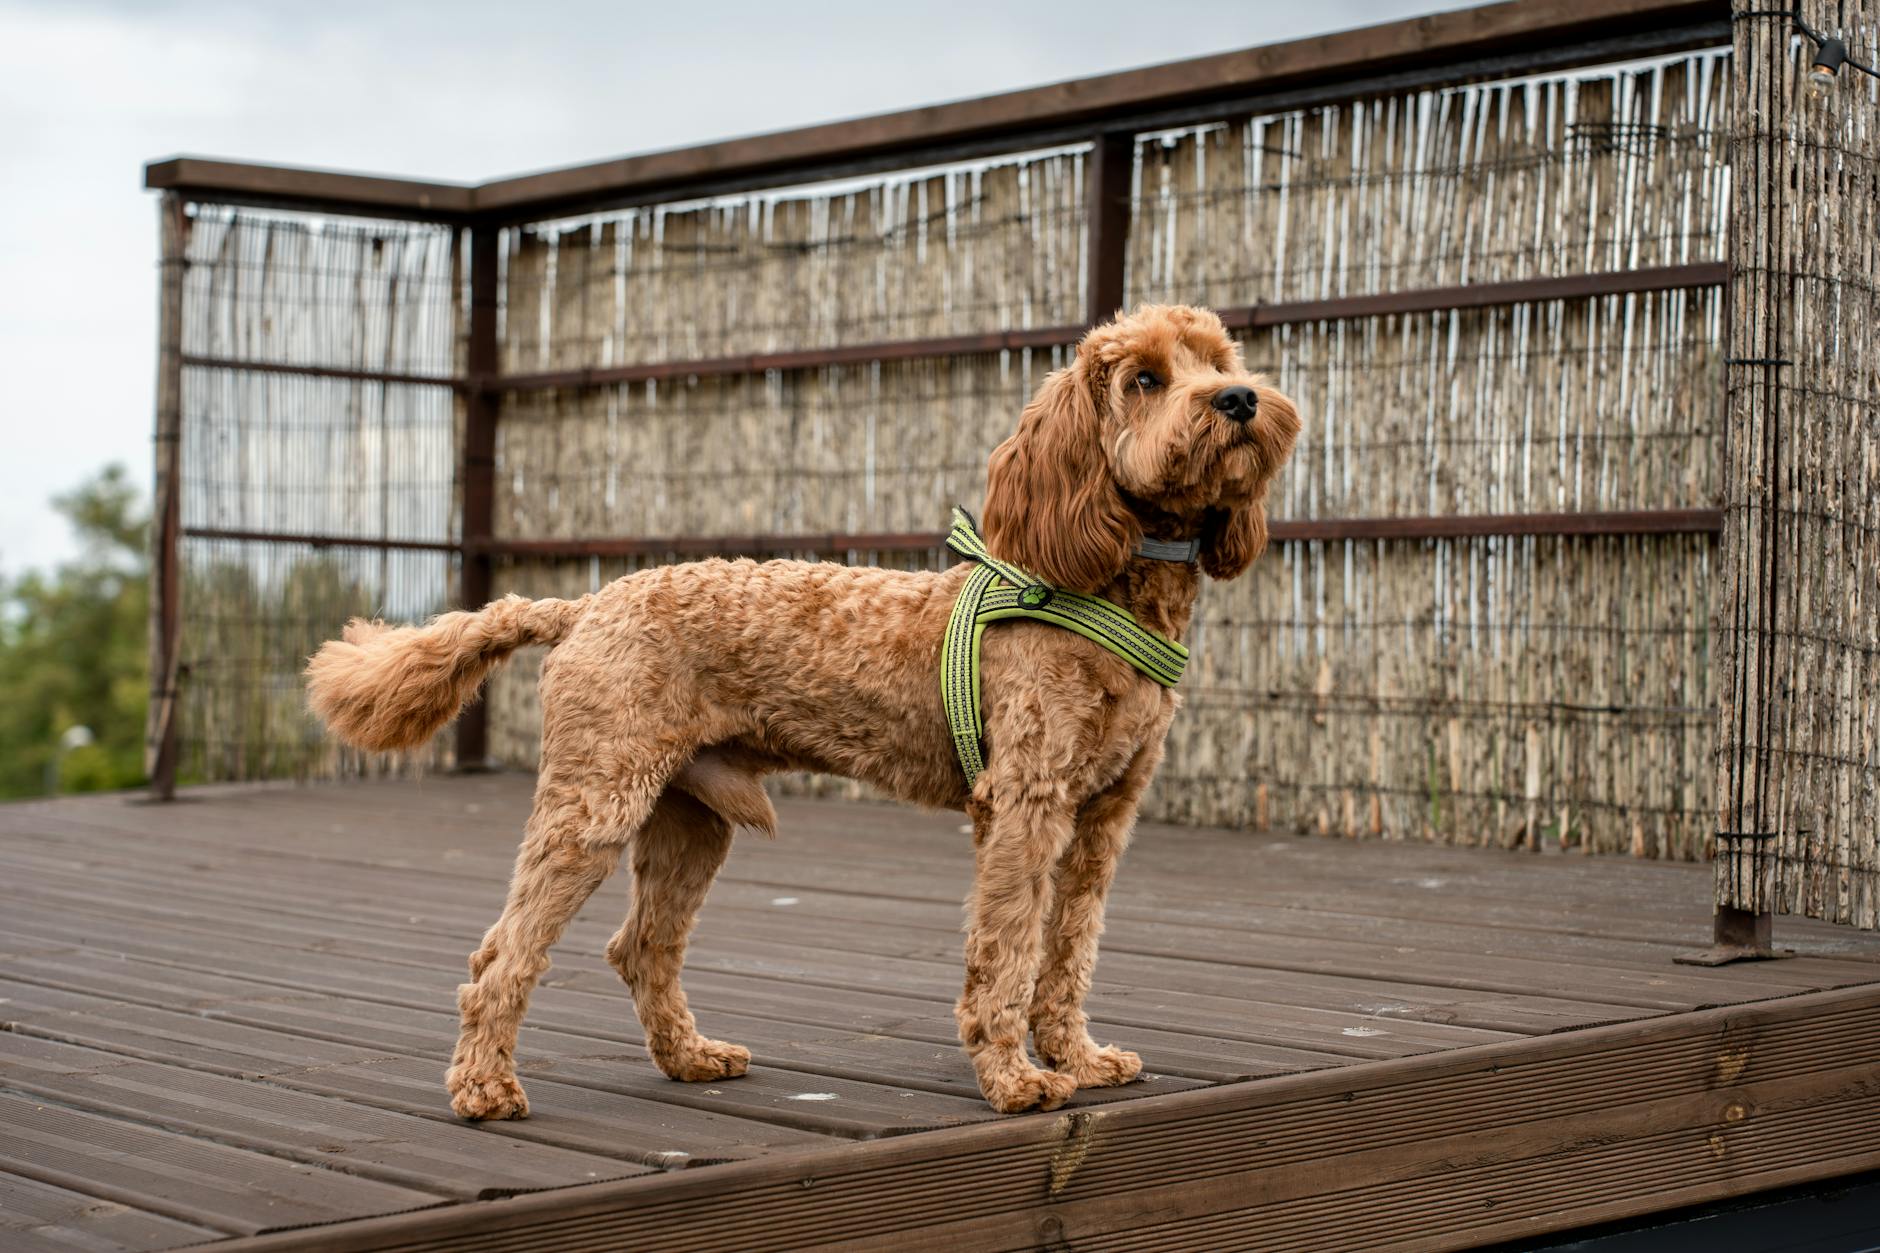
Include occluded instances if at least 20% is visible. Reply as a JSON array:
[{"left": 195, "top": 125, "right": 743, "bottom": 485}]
[
  {"left": 152, "top": 208, "right": 463, "bottom": 783},
  {"left": 1716, "top": 1, "right": 1880, "bottom": 929},
  {"left": 144, "top": 0, "right": 1876, "bottom": 930}
]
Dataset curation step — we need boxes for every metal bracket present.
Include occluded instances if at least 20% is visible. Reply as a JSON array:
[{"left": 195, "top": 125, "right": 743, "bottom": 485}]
[{"left": 1676, "top": 906, "right": 1786, "bottom": 966}]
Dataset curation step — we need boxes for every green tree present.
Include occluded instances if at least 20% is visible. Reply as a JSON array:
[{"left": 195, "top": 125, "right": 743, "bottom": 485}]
[{"left": 0, "top": 465, "right": 149, "bottom": 797}]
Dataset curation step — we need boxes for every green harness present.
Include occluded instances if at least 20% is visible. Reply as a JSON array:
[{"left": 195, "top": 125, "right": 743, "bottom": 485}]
[{"left": 940, "top": 507, "right": 1190, "bottom": 786}]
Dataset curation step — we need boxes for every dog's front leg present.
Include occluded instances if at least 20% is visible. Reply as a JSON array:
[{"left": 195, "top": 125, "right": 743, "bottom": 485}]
[
  {"left": 957, "top": 784, "right": 1080, "bottom": 1113},
  {"left": 1029, "top": 737, "right": 1163, "bottom": 1088}
]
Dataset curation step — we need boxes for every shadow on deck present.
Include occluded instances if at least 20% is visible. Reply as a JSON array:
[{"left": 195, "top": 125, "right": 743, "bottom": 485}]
[{"left": 3, "top": 774, "right": 1878, "bottom": 1251}]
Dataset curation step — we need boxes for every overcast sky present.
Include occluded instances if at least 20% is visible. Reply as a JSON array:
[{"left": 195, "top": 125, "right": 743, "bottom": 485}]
[{"left": 0, "top": 0, "right": 1470, "bottom": 575}]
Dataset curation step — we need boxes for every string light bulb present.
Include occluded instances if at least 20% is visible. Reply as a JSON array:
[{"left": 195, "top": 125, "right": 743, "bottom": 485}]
[
  {"left": 1808, "top": 36, "right": 1847, "bottom": 99},
  {"left": 1789, "top": 15, "right": 1879, "bottom": 102}
]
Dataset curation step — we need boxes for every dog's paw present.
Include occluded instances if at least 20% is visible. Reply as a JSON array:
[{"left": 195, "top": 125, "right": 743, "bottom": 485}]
[
  {"left": 654, "top": 1036, "right": 751, "bottom": 1082},
  {"left": 447, "top": 1068, "right": 530, "bottom": 1121},
  {"left": 1050, "top": 1043, "right": 1143, "bottom": 1089},
  {"left": 974, "top": 1051, "right": 1079, "bottom": 1114}
]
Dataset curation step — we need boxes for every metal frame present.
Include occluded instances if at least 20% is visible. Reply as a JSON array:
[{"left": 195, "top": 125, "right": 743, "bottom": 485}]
[
  {"left": 479, "top": 263, "right": 1727, "bottom": 394},
  {"left": 142, "top": 0, "right": 1733, "bottom": 798}
]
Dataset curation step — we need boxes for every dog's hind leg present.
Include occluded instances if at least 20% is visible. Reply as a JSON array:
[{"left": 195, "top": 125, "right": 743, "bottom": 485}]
[
  {"left": 447, "top": 787, "right": 624, "bottom": 1121},
  {"left": 605, "top": 787, "right": 748, "bottom": 1081},
  {"left": 1029, "top": 738, "right": 1162, "bottom": 1089}
]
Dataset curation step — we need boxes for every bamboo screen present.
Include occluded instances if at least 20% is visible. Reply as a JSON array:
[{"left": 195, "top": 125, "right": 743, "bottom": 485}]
[
  {"left": 482, "top": 48, "right": 1734, "bottom": 858},
  {"left": 1717, "top": 3, "right": 1880, "bottom": 928},
  {"left": 171, "top": 207, "right": 462, "bottom": 781},
  {"left": 1136, "top": 52, "right": 1730, "bottom": 856},
  {"left": 483, "top": 147, "right": 1086, "bottom": 765}
]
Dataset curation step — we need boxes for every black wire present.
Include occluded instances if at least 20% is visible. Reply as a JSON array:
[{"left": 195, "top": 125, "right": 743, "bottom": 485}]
[{"left": 1738, "top": 7, "right": 1880, "bottom": 79}]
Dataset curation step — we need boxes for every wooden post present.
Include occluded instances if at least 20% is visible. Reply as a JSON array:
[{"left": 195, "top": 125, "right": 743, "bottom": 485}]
[
  {"left": 1084, "top": 131, "right": 1133, "bottom": 327},
  {"left": 455, "top": 224, "right": 500, "bottom": 770},
  {"left": 1684, "top": 3, "right": 1794, "bottom": 963},
  {"left": 146, "top": 194, "right": 190, "bottom": 801}
]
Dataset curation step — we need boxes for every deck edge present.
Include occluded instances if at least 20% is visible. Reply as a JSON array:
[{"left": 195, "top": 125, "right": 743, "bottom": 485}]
[{"left": 201, "top": 982, "right": 1880, "bottom": 1253}]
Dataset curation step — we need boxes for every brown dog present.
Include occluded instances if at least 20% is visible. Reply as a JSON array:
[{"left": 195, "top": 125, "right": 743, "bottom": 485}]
[{"left": 306, "top": 304, "right": 1300, "bottom": 1116}]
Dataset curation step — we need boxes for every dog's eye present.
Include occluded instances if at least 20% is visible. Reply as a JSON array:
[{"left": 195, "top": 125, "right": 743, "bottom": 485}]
[{"left": 1135, "top": 370, "right": 1161, "bottom": 390}]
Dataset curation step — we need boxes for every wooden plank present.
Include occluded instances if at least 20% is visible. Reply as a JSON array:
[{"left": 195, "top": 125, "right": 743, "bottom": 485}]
[
  {"left": 143, "top": 3, "right": 1728, "bottom": 226},
  {"left": 0, "top": 786, "right": 1808, "bottom": 956},
  {"left": 179, "top": 355, "right": 464, "bottom": 389},
  {"left": 464, "top": 509, "right": 1725, "bottom": 560},
  {"left": 0, "top": 979, "right": 838, "bottom": 1166},
  {"left": 1228, "top": 261, "right": 1730, "bottom": 328},
  {"left": 0, "top": 1034, "right": 650, "bottom": 1199},
  {"left": 202, "top": 983, "right": 1880, "bottom": 1253},
  {"left": 0, "top": 904, "right": 1522, "bottom": 1065},
  {"left": 182, "top": 527, "right": 461, "bottom": 554},
  {"left": 7, "top": 806, "right": 1865, "bottom": 1054},
  {"left": 467, "top": 0, "right": 1724, "bottom": 219},
  {"left": 0, "top": 929, "right": 1357, "bottom": 1086},
  {"left": 0, "top": 936, "right": 1192, "bottom": 1136},
  {"left": 0, "top": 1093, "right": 443, "bottom": 1237},
  {"left": 142, "top": 157, "right": 474, "bottom": 221},
  {"left": 480, "top": 265, "right": 1727, "bottom": 394},
  {"left": 0, "top": 1172, "right": 221, "bottom": 1253},
  {"left": 0, "top": 924, "right": 1018, "bottom": 1139},
  {"left": 0, "top": 845, "right": 1664, "bottom": 1038},
  {"left": 680, "top": 872, "right": 1870, "bottom": 999},
  {"left": 7, "top": 790, "right": 1872, "bottom": 1008},
  {"left": 6, "top": 775, "right": 1880, "bottom": 1250}
]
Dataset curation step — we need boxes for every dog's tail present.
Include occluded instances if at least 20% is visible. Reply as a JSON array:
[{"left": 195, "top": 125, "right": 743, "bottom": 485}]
[{"left": 305, "top": 594, "right": 588, "bottom": 753}]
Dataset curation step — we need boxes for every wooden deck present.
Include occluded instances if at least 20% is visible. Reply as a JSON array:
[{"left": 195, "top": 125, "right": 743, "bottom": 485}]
[{"left": 3, "top": 775, "right": 1879, "bottom": 1252}]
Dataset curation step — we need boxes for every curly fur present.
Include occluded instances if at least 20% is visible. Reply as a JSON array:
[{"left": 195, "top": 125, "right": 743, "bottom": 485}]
[{"left": 305, "top": 305, "right": 1300, "bottom": 1117}]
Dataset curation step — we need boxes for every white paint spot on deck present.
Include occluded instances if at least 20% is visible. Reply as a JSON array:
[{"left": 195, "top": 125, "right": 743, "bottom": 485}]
[
  {"left": 788, "top": 1092, "right": 839, "bottom": 1101},
  {"left": 1342, "top": 1026, "right": 1387, "bottom": 1037},
  {"left": 771, "top": 896, "right": 799, "bottom": 906}
]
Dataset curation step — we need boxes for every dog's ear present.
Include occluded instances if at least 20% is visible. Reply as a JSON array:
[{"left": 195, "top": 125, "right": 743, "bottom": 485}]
[
  {"left": 1198, "top": 496, "right": 1268, "bottom": 581},
  {"left": 982, "top": 357, "right": 1137, "bottom": 594}
]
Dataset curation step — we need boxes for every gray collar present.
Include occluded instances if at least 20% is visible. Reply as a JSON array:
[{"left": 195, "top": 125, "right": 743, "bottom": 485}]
[{"left": 1133, "top": 535, "right": 1201, "bottom": 563}]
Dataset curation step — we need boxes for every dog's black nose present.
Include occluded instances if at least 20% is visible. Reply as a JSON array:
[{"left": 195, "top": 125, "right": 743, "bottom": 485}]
[{"left": 1211, "top": 385, "right": 1258, "bottom": 423}]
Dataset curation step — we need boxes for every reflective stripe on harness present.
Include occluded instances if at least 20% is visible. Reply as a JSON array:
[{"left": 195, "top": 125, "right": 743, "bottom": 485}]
[{"left": 940, "top": 507, "right": 1189, "bottom": 786}]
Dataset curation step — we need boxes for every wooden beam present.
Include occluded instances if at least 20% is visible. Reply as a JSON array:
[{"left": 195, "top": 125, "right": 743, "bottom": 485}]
[
  {"left": 480, "top": 263, "right": 1726, "bottom": 394},
  {"left": 486, "top": 325, "right": 1083, "bottom": 392},
  {"left": 1266, "top": 508, "right": 1726, "bottom": 542},
  {"left": 1227, "top": 261, "right": 1729, "bottom": 329},
  {"left": 201, "top": 983, "right": 1880, "bottom": 1253},
  {"left": 162, "top": 264, "right": 1725, "bottom": 400},
  {"left": 179, "top": 355, "right": 465, "bottom": 391},
  {"left": 181, "top": 528, "right": 461, "bottom": 554},
  {"left": 143, "top": 1, "right": 1726, "bottom": 224},
  {"left": 465, "top": 511, "right": 1725, "bottom": 561},
  {"left": 145, "top": 195, "right": 190, "bottom": 802},
  {"left": 1084, "top": 133, "right": 1132, "bottom": 326},
  {"left": 471, "top": 0, "right": 1725, "bottom": 220},
  {"left": 455, "top": 227, "right": 500, "bottom": 769},
  {"left": 143, "top": 157, "right": 474, "bottom": 223}
]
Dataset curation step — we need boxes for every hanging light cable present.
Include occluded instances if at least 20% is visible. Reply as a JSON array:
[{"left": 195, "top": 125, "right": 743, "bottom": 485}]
[{"left": 1736, "top": 8, "right": 1880, "bottom": 99}]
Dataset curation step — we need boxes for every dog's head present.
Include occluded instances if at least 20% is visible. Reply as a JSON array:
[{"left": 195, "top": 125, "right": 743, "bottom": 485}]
[{"left": 981, "top": 304, "right": 1301, "bottom": 594}]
